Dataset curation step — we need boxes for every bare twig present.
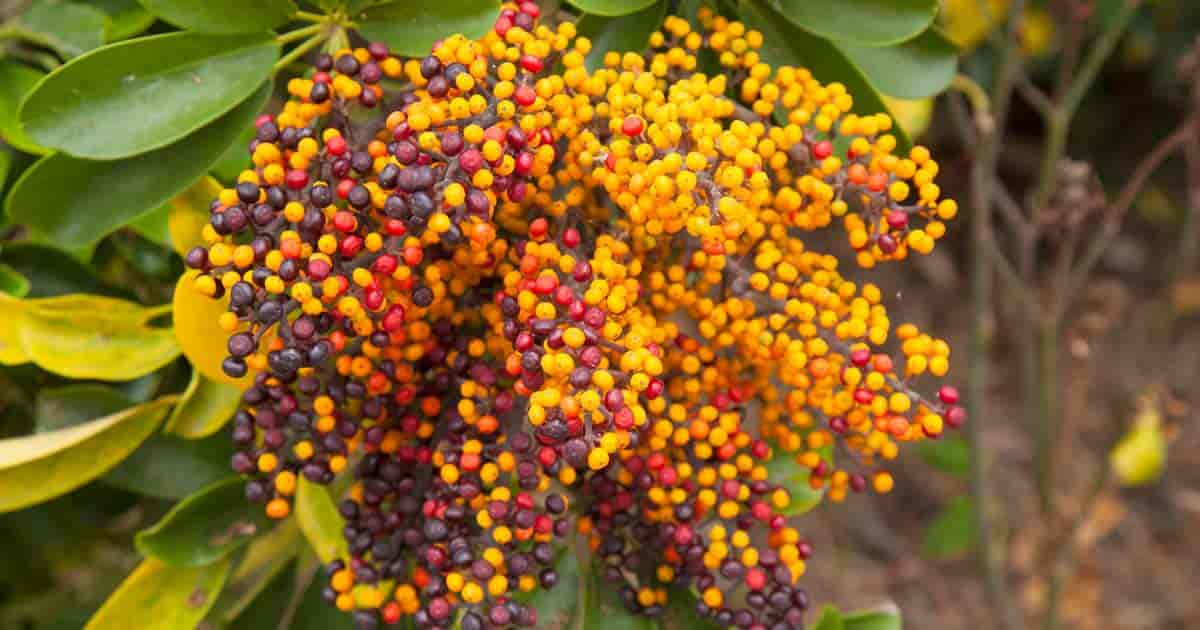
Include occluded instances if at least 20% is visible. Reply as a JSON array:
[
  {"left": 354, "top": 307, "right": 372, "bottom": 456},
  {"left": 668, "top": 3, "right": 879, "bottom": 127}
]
[{"left": 1059, "top": 121, "right": 1196, "bottom": 307}]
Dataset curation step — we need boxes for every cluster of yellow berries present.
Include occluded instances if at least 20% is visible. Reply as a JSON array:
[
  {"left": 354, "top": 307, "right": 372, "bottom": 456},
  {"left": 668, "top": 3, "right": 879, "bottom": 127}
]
[{"left": 182, "top": 3, "right": 963, "bottom": 628}]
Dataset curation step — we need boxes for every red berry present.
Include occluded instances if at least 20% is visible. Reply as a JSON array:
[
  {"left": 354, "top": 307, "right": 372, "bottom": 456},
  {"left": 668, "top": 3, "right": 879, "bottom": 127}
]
[
  {"left": 938, "top": 385, "right": 960, "bottom": 405},
  {"left": 326, "top": 135, "right": 347, "bottom": 156},
  {"left": 621, "top": 116, "right": 644, "bottom": 137},
  {"left": 284, "top": 169, "right": 308, "bottom": 190},
  {"left": 812, "top": 140, "right": 833, "bottom": 160},
  {"left": 520, "top": 54, "right": 543, "bottom": 73}
]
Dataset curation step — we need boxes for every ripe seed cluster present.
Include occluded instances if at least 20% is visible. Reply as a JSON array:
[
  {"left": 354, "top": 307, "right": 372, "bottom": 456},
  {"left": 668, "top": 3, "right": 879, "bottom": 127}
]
[{"left": 184, "top": 4, "right": 965, "bottom": 628}]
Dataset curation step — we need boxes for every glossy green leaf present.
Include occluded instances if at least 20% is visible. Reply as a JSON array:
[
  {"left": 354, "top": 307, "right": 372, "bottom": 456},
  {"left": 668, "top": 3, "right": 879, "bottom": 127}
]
[
  {"left": 103, "top": 431, "right": 234, "bottom": 499},
  {"left": 813, "top": 605, "right": 845, "bottom": 630},
  {"left": 129, "top": 204, "right": 172, "bottom": 249},
  {"left": 583, "top": 562, "right": 654, "bottom": 630},
  {"left": 34, "top": 384, "right": 133, "bottom": 433},
  {"left": 0, "top": 62, "right": 49, "bottom": 155},
  {"left": 0, "top": 264, "right": 29, "bottom": 298},
  {"left": 518, "top": 542, "right": 583, "bottom": 628},
  {"left": 8, "top": 82, "right": 271, "bottom": 250},
  {"left": 137, "top": 478, "right": 271, "bottom": 567},
  {"left": 773, "top": 0, "right": 936, "bottom": 46},
  {"left": 85, "top": 557, "right": 231, "bottom": 630},
  {"left": 740, "top": 0, "right": 911, "bottom": 149},
  {"left": 762, "top": 443, "right": 825, "bottom": 515},
  {"left": 0, "top": 148, "right": 9, "bottom": 192},
  {"left": 0, "top": 293, "right": 180, "bottom": 380},
  {"left": 92, "top": 0, "right": 157, "bottom": 41},
  {"left": 355, "top": 0, "right": 500, "bottom": 57},
  {"left": 921, "top": 495, "right": 977, "bottom": 557},
  {"left": 210, "top": 120, "right": 257, "bottom": 183},
  {"left": 208, "top": 521, "right": 302, "bottom": 625},
  {"left": 916, "top": 436, "right": 970, "bottom": 476},
  {"left": 0, "top": 243, "right": 135, "bottom": 299},
  {"left": 843, "top": 610, "right": 902, "bottom": 630},
  {"left": 576, "top": 1, "right": 667, "bottom": 70},
  {"left": 11, "top": 0, "right": 110, "bottom": 59},
  {"left": 165, "top": 368, "right": 244, "bottom": 438},
  {"left": 20, "top": 31, "right": 277, "bottom": 160},
  {"left": 226, "top": 555, "right": 355, "bottom": 630},
  {"left": 567, "top": 0, "right": 658, "bottom": 17},
  {"left": 295, "top": 478, "right": 349, "bottom": 564},
  {"left": 136, "top": 0, "right": 297, "bottom": 34},
  {"left": 0, "top": 397, "right": 172, "bottom": 513},
  {"left": 660, "top": 587, "right": 723, "bottom": 629},
  {"left": 839, "top": 28, "right": 958, "bottom": 99}
]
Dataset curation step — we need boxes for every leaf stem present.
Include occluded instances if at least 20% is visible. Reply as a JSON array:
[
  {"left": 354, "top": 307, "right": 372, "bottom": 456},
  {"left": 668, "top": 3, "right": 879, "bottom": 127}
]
[
  {"left": 273, "top": 33, "right": 328, "bottom": 75},
  {"left": 275, "top": 23, "right": 324, "bottom": 45},
  {"left": 291, "top": 10, "right": 328, "bottom": 23}
]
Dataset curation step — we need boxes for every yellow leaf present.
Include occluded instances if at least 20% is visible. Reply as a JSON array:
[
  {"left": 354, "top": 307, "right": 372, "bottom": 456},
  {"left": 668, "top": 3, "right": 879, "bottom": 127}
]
[
  {"left": 0, "top": 300, "right": 29, "bottom": 365},
  {"left": 295, "top": 478, "right": 350, "bottom": 564},
  {"left": 882, "top": 95, "right": 934, "bottom": 140},
  {"left": 1110, "top": 390, "right": 1167, "bottom": 487},
  {"left": 86, "top": 557, "right": 231, "bottom": 630},
  {"left": 165, "top": 367, "right": 244, "bottom": 439},
  {"left": 0, "top": 292, "right": 180, "bottom": 380},
  {"left": 940, "top": 0, "right": 1006, "bottom": 51},
  {"left": 173, "top": 270, "right": 256, "bottom": 388},
  {"left": 0, "top": 397, "right": 174, "bottom": 512},
  {"left": 167, "top": 176, "right": 224, "bottom": 258}
]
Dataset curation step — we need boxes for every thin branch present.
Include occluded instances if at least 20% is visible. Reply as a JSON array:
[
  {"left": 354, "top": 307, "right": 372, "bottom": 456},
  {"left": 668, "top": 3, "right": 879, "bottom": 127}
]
[
  {"left": 983, "top": 236, "right": 1042, "bottom": 323},
  {"left": 1029, "top": 0, "right": 1141, "bottom": 213},
  {"left": 1059, "top": 120, "right": 1195, "bottom": 307}
]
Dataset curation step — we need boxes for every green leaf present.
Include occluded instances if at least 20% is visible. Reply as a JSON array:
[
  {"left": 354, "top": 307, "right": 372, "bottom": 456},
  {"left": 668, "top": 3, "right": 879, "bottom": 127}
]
[
  {"left": 11, "top": 0, "right": 110, "bottom": 59},
  {"left": 576, "top": 1, "right": 667, "bottom": 71},
  {"left": 0, "top": 243, "right": 135, "bottom": 299},
  {"left": 0, "top": 397, "right": 172, "bottom": 513},
  {"left": 20, "top": 31, "right": 277, "bottom": 160},
  {"left": 8, "top": 82, "right": 271, "bottom": 250},
  {"left": 739, "top": 0, "right": 911, "bottom": 149},
  {"left": 355, "top": 0, "right": 500, "bottom": 57},
  {"left": 85, "top": 557, "right": 231, "bottom": 630},
  {"left": 91, "top": 0, "right": 158, "bottom": 41},
  {"left": 295, "top": 478, "right": 349, "bottom": 564},
  {"left": 0, "top": 293, "right": 180, "bottom": 380},
  {"left": 0, "top": 264, "right": 29, "bottom": 298},
  {"left": 921, "top": 495, "right": 977, "bottom": 557},
  {"left": 839, "top": 28, "right": 958, "bottom": 99},
  {"left": 136, "top": 0, "right": 297, "bottom": 34},
  {"left": 660, "top": 587, "right": 723, "bottom": 629},
  {"left": 0, "top": 62, "right": 50, "bottom": 155},
  {"left": 843, "top": 610, "right": 902, "bottom": 630},
  {"left": 136, "top": 478, "right": 271, "bottom": 567},
  {"left": 518, "top": 542, "right": 583, "bottom": 628},
  {"left": 773, "top": 0, "right": 936, "bottom": 46},
  {"left": 129, "top": 204, "right": 172, "bottom": 249},
  {"left": 583, "top": 562, "right": 654, "bottom": 630},
  {"left": 210, "top": 120, "right": 257, "bottom": 183},
  {"left": 207, "top": 521, "right": 302, "bottom": 626},
  {"left": 813, "top": 605, "right": 845, "bottom": 630},
  {"left": 226, "top": 555, "right": 356, "bottom": 630},
  {"left": 567, "top": 0, "right": 658, "bottom": 17},
  {"left": 916, "top": 436, "right": 970, "bottom": 476},
  {"left": 0, "top": 147, "right": 9, "bottom": 192},
  {"left": 165, "top": 368, "right": 244, "bottom": 439},
  {"left": 762, "top": 442, "right": 825, "bottom": 515},
  {"left": 103, "top": 431, "right": 234, "bottom": 499},
  {"left": 34, "top": 384, "right": 133, "bottom": 433}
]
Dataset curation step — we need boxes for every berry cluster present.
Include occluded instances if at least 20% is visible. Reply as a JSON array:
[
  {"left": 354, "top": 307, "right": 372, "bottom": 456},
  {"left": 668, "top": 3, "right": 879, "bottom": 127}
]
[{"left": 183, "top": 4, "right": 965, "bottom": 629}]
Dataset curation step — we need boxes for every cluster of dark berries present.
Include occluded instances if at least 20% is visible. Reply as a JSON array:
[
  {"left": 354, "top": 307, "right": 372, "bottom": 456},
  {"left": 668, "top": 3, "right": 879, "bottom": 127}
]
[{"left": 181, "top": 3, "right": 965, "bottom": 628}]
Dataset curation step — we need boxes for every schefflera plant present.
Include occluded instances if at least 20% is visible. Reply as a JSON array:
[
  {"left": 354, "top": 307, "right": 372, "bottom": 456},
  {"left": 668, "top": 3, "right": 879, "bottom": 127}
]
[
  {"left": 0, "top": 0, "right": 962, "bottom": 629},
  {"left": 176, "top": 4, "right": 961, "bottom": 629}
]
